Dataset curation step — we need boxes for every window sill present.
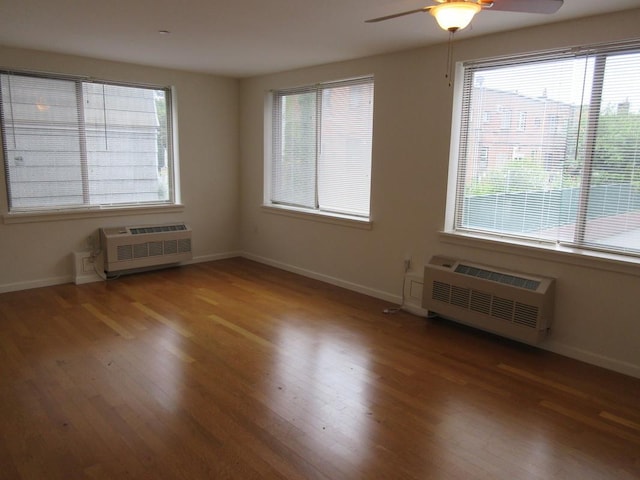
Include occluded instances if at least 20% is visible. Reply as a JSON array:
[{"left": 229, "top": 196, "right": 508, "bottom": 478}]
[
  {"left": 439, "top": 230, "right": 640, "bottom": 277},
  {"left": 3, "top": 204, "right": 185, "bottom": 224},
  {"left": 261, "top": 204, "right": 372, "bottom": 230}
]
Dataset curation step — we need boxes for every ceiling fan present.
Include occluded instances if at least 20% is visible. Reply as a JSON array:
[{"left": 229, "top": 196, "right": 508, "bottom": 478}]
[{"left": 366, "top": 0, "right": 564, "bottom": 32}]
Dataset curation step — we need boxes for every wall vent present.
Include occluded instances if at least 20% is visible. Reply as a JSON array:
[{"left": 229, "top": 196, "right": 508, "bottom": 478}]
[
  {"left": 100, "top": 223, "right": 192, "bottom": 273},
  {"left": 422, "top": 255, "right": 555, "bottom": 344}
]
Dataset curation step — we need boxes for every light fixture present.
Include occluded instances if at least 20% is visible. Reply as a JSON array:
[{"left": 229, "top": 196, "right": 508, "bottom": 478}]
[{"left": 430, "top": 1, "right": 481, "bottom": 32}]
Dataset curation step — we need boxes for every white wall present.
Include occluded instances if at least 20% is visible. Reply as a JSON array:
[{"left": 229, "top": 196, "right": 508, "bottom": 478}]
[
  {"left": 0, "top": 46, "right": 240, "bottom": 291},
  {"left": 239, "top": 9, "right": 640, "bottom": 377}
]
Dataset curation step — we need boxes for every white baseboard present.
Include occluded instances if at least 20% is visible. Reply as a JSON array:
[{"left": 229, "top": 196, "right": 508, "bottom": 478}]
[
  {"left": 542, "top": 340, "right": 640, "bottom": 379},
  {"left": 186, "top": 251, "right": 242, "bottom": 265},
  {"left": 241, "top": 252, "right": 400, "bottom": 304},
  {"left": 0, "top": 251, "right": 242, "bottom": 294},
  {"left": 0, "top": 275, "right": 73, "bottom": 294},
  {"left": 241, "top": 254, "right": 430, "bottom": 316}
]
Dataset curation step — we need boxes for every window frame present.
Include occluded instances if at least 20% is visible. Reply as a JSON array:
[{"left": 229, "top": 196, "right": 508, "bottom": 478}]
[
  {"left": 445, "top": 39, "right": 640, "bottom": 267},
  {"left": 264, "top": 76, "right": 374, "bottom": 226},
  {"left": 0, "top": 69, "right": 179, "bottom": 219}
]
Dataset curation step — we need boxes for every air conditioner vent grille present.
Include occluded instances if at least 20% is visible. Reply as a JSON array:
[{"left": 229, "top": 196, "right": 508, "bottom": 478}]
[
  {"left": 163, "top": 240, "right": 178, "bottom": 255},
  {"left": 514, "top": 303, "right": 539, "bottom": 328},
  {"left": 178, "top": 238, "right": 191, "bottom": 253},
  {"left": 451, "top": 286, "right": 470, "bottom": 309},
  {"left": 149, "top": 241, "right": 163, "bottom": 256},
  {"left": 433, "top": 281, "right": 450, "bottom": 303},
  {"left": 454, "top": 264, "right": 540, "bottom": 291},
  {"left": 491, "top": 296, "right": 515, "bottom": 321},
  {"left": 133, "top": 244, "right": 148, "bottom": 259},
  {"left": 112, "top": 239, "right": 191, "bottom": 262},
  {"left": 470, "top": 290, "right": 491, "bottom": 315},
  {"left": 117, "top": 245, "right": 133, "bottom": 261},
  {"left": 428, "top": 280, "right": 544, "bottom": 330},
  {"left": 130, "top": 224, "right": 187, "bottom": 235}
]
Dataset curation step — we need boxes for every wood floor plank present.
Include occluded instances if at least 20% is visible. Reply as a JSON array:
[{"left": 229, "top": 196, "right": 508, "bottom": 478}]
[
  {"left": 131, "top": 302, "right": 193, "bottom": 338},
  {"left": 600, "top": 411, "right": 640, "bottom": 432},
  {"left": 0, "top": 258, "right": 639, "bottom": 479},
  {"left": 82, "top": 303, "right": 135, "bottom": 340}
]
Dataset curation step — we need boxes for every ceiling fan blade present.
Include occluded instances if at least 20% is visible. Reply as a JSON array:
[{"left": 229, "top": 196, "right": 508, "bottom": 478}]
[
  {"left": 365, "top": 7, "right": 432, "bottom": 23},
  {"left": 486, "top": 0, "right": 563, "bottom": 14}
]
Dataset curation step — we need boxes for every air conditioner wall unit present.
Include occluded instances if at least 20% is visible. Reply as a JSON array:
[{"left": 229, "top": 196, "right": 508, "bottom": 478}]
[
  {"left": 100, "top": 223, "right": 192, "bottom": 273},
  {"left": 422, "top": 255, "right": 555, "bottom": 344}
]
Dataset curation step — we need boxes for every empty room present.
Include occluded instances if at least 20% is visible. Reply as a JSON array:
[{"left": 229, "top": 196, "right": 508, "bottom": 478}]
[{"left": 0, "top": 0, "right": 639, "bottom": 478}]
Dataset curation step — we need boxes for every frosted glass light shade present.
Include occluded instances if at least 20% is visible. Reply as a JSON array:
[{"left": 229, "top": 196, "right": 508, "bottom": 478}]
[{"left": 431, "top": 2, "right": 481, "bottom": 31}]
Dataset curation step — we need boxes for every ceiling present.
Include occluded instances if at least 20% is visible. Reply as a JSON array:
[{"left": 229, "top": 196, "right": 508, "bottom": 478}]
[{"left": 0, "top": 0, "right": 638, "bottom": 78}]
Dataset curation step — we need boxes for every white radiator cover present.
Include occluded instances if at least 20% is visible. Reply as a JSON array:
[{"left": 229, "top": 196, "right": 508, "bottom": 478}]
[
  {"left": 422, "top": 255, "right": 555, "bottom": 344},
  {"left": 100, "top": 223, "right": 192, "bottom": 273}
]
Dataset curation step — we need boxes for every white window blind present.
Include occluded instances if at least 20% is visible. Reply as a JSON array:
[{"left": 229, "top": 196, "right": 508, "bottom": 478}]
[
  {"left": 271, "top": 76, "right": 374, "bottom": 219},
  {"left": 453, "top": 40, "right": 640, "bottom": 258},
  {"left": 0, "top": 71, "right": 173, "bottom": 212}
]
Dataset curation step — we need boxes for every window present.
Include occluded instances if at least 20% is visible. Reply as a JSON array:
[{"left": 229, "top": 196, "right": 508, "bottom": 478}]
[
  {"left": 500, "top": 108, "right": 512, "bottom": 130},
  {"left": 477, "top": 147, "right": 489, "bottom": 176},
  {"left": 0, "top": 71, "right": 174, "bottom": 213},
  {"left": 517, "top": 112, "right": 527, "bottom": 131},
  {"left": 269, "top": 76, "right": 374, "bottom": 219},
  {"left": 451, "top": 40, "right": 640, "bottom": 258}
]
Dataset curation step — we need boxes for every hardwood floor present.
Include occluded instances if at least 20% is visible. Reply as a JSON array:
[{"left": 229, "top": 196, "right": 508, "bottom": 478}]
[{"left": 0, "top": 258, "right": 639, "bottom": 479}]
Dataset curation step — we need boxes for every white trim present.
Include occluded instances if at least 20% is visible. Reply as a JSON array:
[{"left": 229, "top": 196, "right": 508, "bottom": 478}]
[
  {"left": 0, "top": 251, "right": 240, "bottom": 293},
  {"left": 241, "top": 252, "right": 397, "bottom": 303},
  {"left": 263, "top": 92, "right": 274, "bottom": 206},
  {"left": 183, "top": 251, "right": 243, "bottom": 265},
  {"left": 543, "top": 340, "right": 640, "bottom": 379},
  {"left": 170, "top": 85, "right": 182, "bottom": 205},
  {"left": 3, "top": 204, "right": 185, "bottom": 224},
  {"left": 261, "top": 204, "right": 372, "bottom": 229},
  {"left": 445, "top": 61, "right": 465, "bottom": 230},
  {"left": 0, "top": 275, "right": 73, "bottom": 294}
]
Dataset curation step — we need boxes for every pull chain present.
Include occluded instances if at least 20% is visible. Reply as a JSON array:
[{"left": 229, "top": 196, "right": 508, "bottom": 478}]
[{"left": 445, "top": 30, "right": 455, "bottom": 87}]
